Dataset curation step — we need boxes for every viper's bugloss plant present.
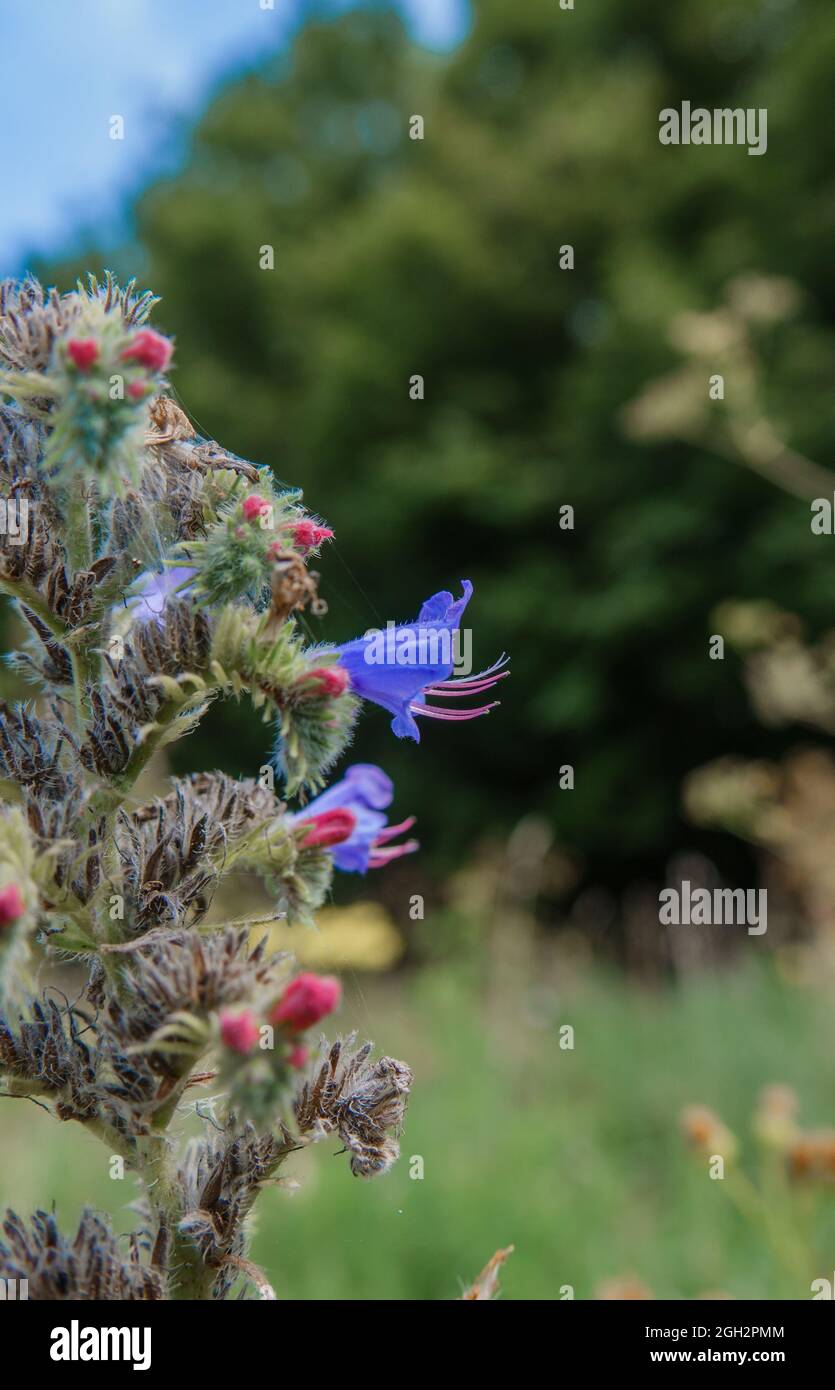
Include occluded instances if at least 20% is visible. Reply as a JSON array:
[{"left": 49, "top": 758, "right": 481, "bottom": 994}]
[{"left": 0, "top": 274, "right": 508, "bottom": 1301}]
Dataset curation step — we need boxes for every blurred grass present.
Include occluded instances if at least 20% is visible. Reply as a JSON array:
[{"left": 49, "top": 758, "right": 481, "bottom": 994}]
[{"left": 3, "top": 955, "right": 835, "bottom": 1300}]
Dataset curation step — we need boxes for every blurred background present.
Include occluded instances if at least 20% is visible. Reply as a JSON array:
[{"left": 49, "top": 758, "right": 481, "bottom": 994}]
[{"left": 4, "top": 0, "right": 835, "bottom": 1299}]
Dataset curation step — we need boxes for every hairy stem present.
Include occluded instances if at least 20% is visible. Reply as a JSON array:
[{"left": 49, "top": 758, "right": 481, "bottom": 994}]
[
  {"left": 0, "top": 579, "right": 68, "bottom": 638},
  {"left": 64, "top": 476, "right": 93, "bottom": 574}
]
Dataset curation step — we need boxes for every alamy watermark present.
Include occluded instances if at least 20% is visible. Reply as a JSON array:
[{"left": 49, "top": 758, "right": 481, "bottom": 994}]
[
  {"left": 659, "top": 881, "right": 767, "bottom": 935},
  {"left": 50, "top": 1321, "right": 151, "bottom": 1370},
  {"left": 0, "top": 1277, "right": 27, "bottom": 1299},
  {"left": 659, "top": 102, "right": 767, "bottom": 157},
  {"left": 0, "top": 497, "right": 29, "bottom": 545},
  {"left": 363, "top": 623, "right": 473, "bottom": 676}
]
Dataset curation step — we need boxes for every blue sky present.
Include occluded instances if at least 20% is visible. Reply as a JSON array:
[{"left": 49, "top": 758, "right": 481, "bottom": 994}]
[{"left": 0, "top": 0, "right": 468, "bottom": 272}]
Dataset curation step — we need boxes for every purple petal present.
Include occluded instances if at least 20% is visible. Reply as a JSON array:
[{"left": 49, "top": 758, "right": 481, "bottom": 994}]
[{"left": 128, "top": 566, "right": 196, "bottom": 623}]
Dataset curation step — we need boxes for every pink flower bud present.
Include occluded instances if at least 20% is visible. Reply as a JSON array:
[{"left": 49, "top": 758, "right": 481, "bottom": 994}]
[
  {"left": 219, "top": 1008, "right": 260, "bottom": 1055},
  {"left": 288, "top": 1044, "right": 309, "bottom": 1070},
  {"left": 296, "top": 807, "right": 357, "bottom": 850},
  {"left": 242, "top": 494, "right": 271, "bottom": 523},
  {"left": 0, "top": 883, "right": 25, "bottom": 927},
  {"left": 271, "top": 973, "right": 342, "bottom": 1032},
  {"left": 290, "top": 520, "right": 334, "bottom": 550},
  {"left": 66, "top": 338, "right": 99, "bottom": 371},
  {"left": 127, "top": 381, "right": 148, "bottom": 400},
  {"left": 120, "top": 328, "right": 173, "bottom": 374},
  {"left": 306, "top": 665, "right": 349, "bottom": 698}
]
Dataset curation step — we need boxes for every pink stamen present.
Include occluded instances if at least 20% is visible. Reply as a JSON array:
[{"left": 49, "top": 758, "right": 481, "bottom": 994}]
[
  {"left": 369, "top": 839, "right": 420, "bottom": 868},
  {"left": 423, "top": 673, "right": 509, "bottom": 698},
  {"left": 411, "top": 701, "right": 499, "bottom": 721},
  {"left": 373, "top": 816, "right": 417, "bottom": 846},
  {"left": 428, "top": 655, "right": 510, "bottom": 692}
]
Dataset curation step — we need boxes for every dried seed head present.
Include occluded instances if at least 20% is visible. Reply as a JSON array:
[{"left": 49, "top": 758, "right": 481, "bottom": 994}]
[
  {"left": 0, "top": 1208, "right": 164, "bottom": 1300},
  {"left": 0, "top": 277, "right": 84, "bottom": 374},
  {"left": 176, "top": 1122, "right": 296, "bottom": 1291},
  {"left": 294, "top": 1034, "right": 412, "bottom": 1178}
]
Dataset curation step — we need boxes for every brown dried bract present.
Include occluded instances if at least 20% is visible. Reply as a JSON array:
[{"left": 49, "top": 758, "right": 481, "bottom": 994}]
[
  {"left": 267, "top": 548, "right": 326, "bottom": 628},
  {"left": 460, "top": 1245, "right": 514, "bottom": 1300},
  {"left": 146, "top": 396, "right": 194, "bottom": 445},
  {"left": 0, "top": 1208, "right": 165, "bottom": 1300}
]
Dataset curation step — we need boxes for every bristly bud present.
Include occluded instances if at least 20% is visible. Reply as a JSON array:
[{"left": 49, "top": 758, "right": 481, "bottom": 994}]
[
  {"left": 220, "top": 1009, "right": 261, "bottom": 1055},
  {"left": 168, "top": 486, "right": 301, "bottom": 608},
  {"left": 0, "top": 809, "right": 39, "bottom": 995},
  {"left": 66, "top": 338, "right": 100, "bottom": 371},
  {"left": 288, "top": 519, "right": 334, "bottom": 551},
  {"left": 120, "top": 328, "right": 173, "bottom": 374},
  {"left": 271, "top": 973, "right": 342, "bottom": 1032},
  {"left": 296, "top": 808, "right": 356, "bottom": 850},
  {"left": 304, "top": 665, "right": 350, "bottom": 698},
  {"left": 0, "top": 883, "right": 25, "bottom": 927},
  {"left": 242, "top": 493, "right": 271, "bottom": 523},
  {"left": 0, "top": 278, "right": 171, "bottom": 497}
]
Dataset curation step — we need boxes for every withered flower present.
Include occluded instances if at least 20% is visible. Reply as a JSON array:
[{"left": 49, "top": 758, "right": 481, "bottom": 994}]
[{"left": 294, "top": 1034, "right": 412, "bottom": 1177}]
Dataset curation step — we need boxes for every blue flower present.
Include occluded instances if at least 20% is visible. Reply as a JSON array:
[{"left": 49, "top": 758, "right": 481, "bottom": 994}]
[
  {"left": 290, "top": 763, "right": 418, "bottom": 872},
  {"left": 334, "top": 581, "right": 508, "bottom": 741},
  {"left": 127, "top": 566, "right": 197, "bottom": 623}
]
